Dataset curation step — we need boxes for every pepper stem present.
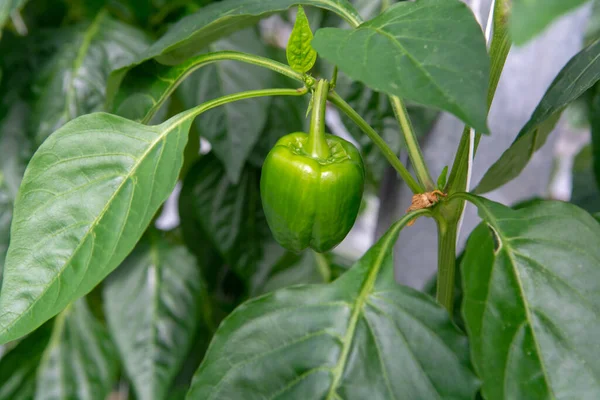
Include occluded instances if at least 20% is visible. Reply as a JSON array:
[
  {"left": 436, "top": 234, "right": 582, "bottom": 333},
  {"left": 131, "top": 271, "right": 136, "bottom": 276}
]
[{"left": 307, "top": 79, "right": 331, "bottom": 159}]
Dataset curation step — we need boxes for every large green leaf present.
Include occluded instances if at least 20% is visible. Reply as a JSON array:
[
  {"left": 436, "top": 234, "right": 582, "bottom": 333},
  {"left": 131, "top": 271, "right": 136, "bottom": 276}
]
[
  {"left": 312, "top": 0, "right": 490, "bottom": 133},
  {"left": 107, "top": 0, "right": 362, "bottom": 98},
  {"left": 461, "top": 194, "right": 600, "bottom": 399},
  {"left": 104, "top": 232, "right": 206, "bottom": 400},
  {"left": 176, "top": 29, "right": 273, "bottom": 182},
  {"left": 180, "top": 153, "right": 269, "bottom": 280},
  {"left": 0, "top": 111, "right": 192, "bottom": 344},
  {"left": 475, "top": 39, "right": 600, "bottom": 194},
  {"left": 30, "top": 11, "right": 149, "bottom": 145},
  {"left": 186, "top": 210, "right": 479, "bottom": 399},
  {"left": 35, "top": 299, "right": 119, "bottom": 400},
  {"left": 510, "top": 0, "right": 590, "bottom": 46},
  {"left": 0, "top": 322, "right": 52, "bottom": 400}
]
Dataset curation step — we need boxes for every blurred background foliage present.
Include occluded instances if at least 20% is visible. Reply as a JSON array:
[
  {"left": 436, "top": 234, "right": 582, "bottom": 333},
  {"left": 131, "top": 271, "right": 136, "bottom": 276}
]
[{"left": 0, "top": 0, "right": 599, "bottom": 398}]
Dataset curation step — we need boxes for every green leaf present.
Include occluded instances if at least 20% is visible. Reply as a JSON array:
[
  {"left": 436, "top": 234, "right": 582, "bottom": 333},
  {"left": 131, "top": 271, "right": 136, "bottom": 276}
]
[
  {"left": 437, "top": 165, "right": 448, "bottom": 190},
  {"left": 0, "top": 100, "right": 31, "bottom": 282},
  {"left": 107, "top": 0, "right": 362, "bottom": 98},
  {"left": 589, "top": 85, "right": 600, "bottom": 190},
  {"left": 180, "top": 153, "right": 268, "bottom": 280},
  {"left": 475, "top": 39, "right": 600, "bottom": 194},
  {"left": 571, "top": 145, "right": 600, "bottom": 213},
  {"left": 312, "top": 0, "right": 490, "bottom": 133},
  {"left": 0, "top": 179, "right": 10, "bottom": 279},
  {"left": 461, "top": 195, "right": 600, "bottom": 400},
  {"left": 510, "top": 0, "right": 589, "bottom": 46},
  {"left": 287, "top": 6, "right": 317, "bottom": 73},
  {"left": 0, "top": 100, "right": 32, "bottom": 279},
  {"left": 104, "top": 232, "right": 206, "bottom": 400},
  {"left": 0, "top": 322, "right": 52, "bottom": 400},
  {"left": 176, "top": 29, "right": 273, "bottom": 183},
  {"left": 30, "top": 11, "right": 149, "bottom": 145},
  {"left": 0, "top": 0, "right": 28, "bottom": 38},
  {"left": 178, "top": 178, "right": 225, "bottom": 291},
  {"left": 35, "top": 299, "right": 119, "bottom": 400},
  {"left": 0, "top": 111, "right": 192, "bottom": 344},
  {"left": 250, "top": 247, "right": 330, "bottom": 296},
  {"left": 0, "top": 32, "right": 38, "bottom": 279},
  {"left": 186, "top": 211, "right": 479, "bottom": 399}
]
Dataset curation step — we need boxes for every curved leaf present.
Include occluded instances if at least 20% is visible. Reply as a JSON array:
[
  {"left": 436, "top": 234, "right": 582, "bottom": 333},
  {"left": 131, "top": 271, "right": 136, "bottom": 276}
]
[
  {"left": 510, "top": 0, "right": 589, "bottom": 46},
  {"left": 104, "top": 232, "right": 206, "bottom": 400},
  {"left": 186, "top": 210, "right": 479, "bottom": 399},
  {"left": 312, "top": 0, "right": 490, "bottom": 133},
  {"left": 181, "top": 154, "right": 268, "bottom": 280},
  {"left": 475, "top": 39, "right": 600, "bottom": 194},
  {"left": 461, "top": 195, "right": 600, "bottom": 399},
  {"left": 107, "top": 0, "right": 362, "bottom": 99},
  {"left": 35, "top": 299, "right": 119, "bottom": 400},
  {"left": 0, "top": 322, "right": 52, "bottom": 400},
  {"left": 176, "top": 29, "right": 273, "bottom": 182},
  {"left": 0, "top": 111, "right": 192, "bottom": 344},
  {"left": 30, "top": 11, "right": 149, "bottom": 145}
]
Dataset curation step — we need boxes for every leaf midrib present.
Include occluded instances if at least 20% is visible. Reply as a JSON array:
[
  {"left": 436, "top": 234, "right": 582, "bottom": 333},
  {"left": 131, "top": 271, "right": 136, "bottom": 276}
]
[{"left": 325, "top": 222, "right": 402, "bottom": 399}]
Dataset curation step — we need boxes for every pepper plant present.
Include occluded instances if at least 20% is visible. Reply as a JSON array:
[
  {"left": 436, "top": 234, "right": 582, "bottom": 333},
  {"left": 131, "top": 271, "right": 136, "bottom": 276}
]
[{"left": 0, "top": 0, "right": 599, "bottom": 399}]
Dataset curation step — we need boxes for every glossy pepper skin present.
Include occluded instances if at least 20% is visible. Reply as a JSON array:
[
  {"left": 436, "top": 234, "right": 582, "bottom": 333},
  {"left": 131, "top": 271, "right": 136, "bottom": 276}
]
[{"left": 260, "top": 132, "right": 365, "bottom": 253}]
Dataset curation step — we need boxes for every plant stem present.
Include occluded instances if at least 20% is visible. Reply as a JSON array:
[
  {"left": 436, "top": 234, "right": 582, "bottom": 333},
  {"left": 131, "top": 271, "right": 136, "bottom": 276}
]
[
  {"left": 307, "top": 79, "right": 332, "bottom": 158},
  {"left": 192, "top": 51, "right": 305, "bottom": 82},
  {"left": 390, "top": 96, "right": 434, "bottom": 190},
  {"left": 137, "top": 51, "right": 307, "bottom": 124},
  {"left": 330, "top": 66, "right": 339, "bottom": 89},
  {"left": 170, "top": 87, "right": 309, "bottom": 127},
  {"left": 435, "top": 216, "right": 458, "bottom": 312},
  {"left": 435, "top": 0, "right": 510, "bottom": 315},
  {"left": 328, "top": 90, "right": 422, "bottom": 194},
  {"left": 313, "top": 251, "right": 332, "bottom": 283},
  {"left": 447, "top": 0, "right": 511, "bottom": 193}
]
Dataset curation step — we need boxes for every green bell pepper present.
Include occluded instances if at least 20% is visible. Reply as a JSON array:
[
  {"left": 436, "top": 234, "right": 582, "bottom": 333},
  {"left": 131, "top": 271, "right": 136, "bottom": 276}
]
[{"left": 260, "top": 79, "right": 365, "bottom": 252}]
